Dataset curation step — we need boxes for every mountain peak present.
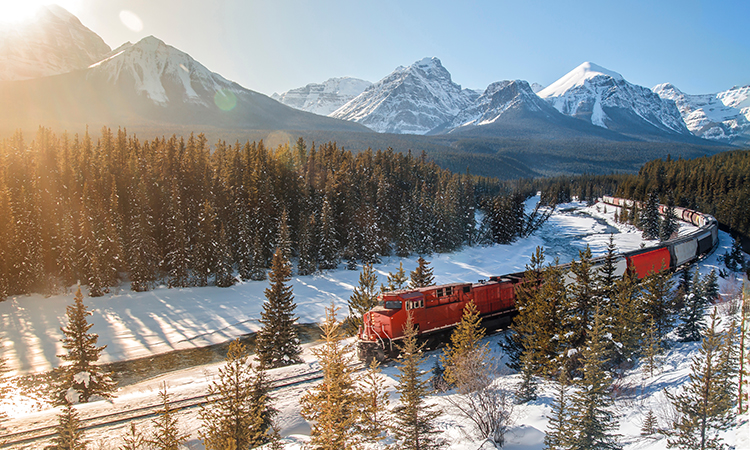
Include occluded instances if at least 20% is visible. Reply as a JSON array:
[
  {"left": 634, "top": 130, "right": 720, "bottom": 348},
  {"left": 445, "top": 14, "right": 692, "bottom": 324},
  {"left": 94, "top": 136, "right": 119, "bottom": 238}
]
[{"left": 539, "top": 62, "right": 623, "bottom": 99}]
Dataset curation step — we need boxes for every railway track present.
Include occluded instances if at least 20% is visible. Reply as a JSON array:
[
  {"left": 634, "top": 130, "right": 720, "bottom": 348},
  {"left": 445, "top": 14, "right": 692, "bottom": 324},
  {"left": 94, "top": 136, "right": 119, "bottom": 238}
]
[{"left": 1, "top": 363, "right": 362, "bottom": 448}]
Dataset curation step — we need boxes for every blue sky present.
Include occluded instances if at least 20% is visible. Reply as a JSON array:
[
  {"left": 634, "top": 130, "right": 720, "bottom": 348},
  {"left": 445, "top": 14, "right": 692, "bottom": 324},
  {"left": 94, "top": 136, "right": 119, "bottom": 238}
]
[{"left": 46, "top": 0, "right": 750, "bottom": 96}]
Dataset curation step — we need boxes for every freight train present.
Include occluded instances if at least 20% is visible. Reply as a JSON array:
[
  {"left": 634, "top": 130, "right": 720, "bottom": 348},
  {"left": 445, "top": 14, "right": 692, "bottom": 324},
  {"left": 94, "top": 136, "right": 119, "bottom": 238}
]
[{"left": 356, "top": 196, "right": 719, "bottom": 362}]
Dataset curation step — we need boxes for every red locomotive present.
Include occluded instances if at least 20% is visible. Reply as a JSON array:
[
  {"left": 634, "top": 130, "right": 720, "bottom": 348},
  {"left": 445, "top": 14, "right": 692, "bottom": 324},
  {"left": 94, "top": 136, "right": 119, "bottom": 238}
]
[{"left": 356, "top": 196, "right": 719, "bottom": 362}]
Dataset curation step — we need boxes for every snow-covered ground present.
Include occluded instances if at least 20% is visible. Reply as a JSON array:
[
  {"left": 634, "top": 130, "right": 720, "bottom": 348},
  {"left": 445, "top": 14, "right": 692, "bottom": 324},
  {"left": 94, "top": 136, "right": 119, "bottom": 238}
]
[{"left": 1, "top": 199, "right": 747, "bottom": 449}]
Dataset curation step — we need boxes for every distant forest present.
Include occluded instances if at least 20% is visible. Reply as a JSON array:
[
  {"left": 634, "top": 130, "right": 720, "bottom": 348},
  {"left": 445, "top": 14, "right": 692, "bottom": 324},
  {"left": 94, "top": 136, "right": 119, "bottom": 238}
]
[
  {"left": 533, "top": 149, "right": 750, "bottom": 239},
  {"left": 0, "top": 128, "right": 510, "bottom": 299}
]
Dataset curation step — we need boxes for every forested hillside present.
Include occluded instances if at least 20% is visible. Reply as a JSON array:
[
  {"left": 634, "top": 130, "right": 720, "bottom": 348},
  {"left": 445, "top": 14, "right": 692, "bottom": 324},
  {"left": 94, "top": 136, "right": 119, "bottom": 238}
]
[
  {"left": 533, "top": 150, "right": 750, "bottom": 239},
  {"left": 0, "top": 128, "right": 495, "bottom": 299}
]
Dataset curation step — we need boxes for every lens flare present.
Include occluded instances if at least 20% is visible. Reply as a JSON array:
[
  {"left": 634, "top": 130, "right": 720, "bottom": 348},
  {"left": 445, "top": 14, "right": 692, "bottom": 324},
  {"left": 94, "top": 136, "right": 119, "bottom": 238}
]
[
  {"left": 214, "top": 89, "right": 238, "bottom": 111},
  {"left": 119, "top": 10, "right": 143, "bottom": 32}
]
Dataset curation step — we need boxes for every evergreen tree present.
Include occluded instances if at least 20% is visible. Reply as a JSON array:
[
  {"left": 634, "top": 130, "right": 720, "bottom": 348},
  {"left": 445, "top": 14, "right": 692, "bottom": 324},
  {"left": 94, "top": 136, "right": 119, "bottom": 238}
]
[
  {"left": 275, "top": 208, "right": 293, "bottom": 265},
  {"left": 641, "top": 191, "right": 661, "bottom": 240},
  {"left": 643, "top": 318, "right": 661, "bottom": 379},
  {"left": 410, "top": 256, "right": 435, "bottom": 288},
  {"left": 640, "top": 410, "right": 659, "bottom": 437},
  {"left": 299, "top": 304, "right": 361, "bottom": 450},
  {"left": 255, "top": 248, "right": 301, "bottom": 368},
  {"left": 359, "top": 359, "right": 390, "bottom": 443},
  {"left": 249, "top": 232, "right": 267, "bottom": 281},
  {"left": 667, "top": 309, "right": 737, "bottom": 450},
  {"left": 56, "top": 287, "right": 116, "bottom": 404},
  {"left": 441, "top": 300, "right": 486, "bottom": 389},
  {"left": 193, "top": 199, "right": 218, "bottom": 287},
  {"left": 149, "top": 383, "right": 188, "bottom": 450},
  {"left": 677, "top": 269, "right": 709, "bottom": 342},
  {"left": 213, "top": 224, "right": 235, "bottom": 288},
  {"left": 516, "top": 350, "right": 539, "bottom": 403},
  {"left": 567, "top": 310, "right": 622, "bottom": 450},
  {"left": 297, "top": 213, "right": 317, "bottom": 276},
  {"left": 660, "top": 202, "right": 679, "bottom": 241},
  {"left": 641, "top": 268, "right": 675, "bottom": 342},
  {"left": 119, "top": 422, "right": 146, "bottom": 450},
  {"left": 609, "top": 271, "right": 643, "bottom": 369},
  {"left": 200, "top": 339, "right": 276, "bottom": 450},
  {"left": 347, "top": 263, "right": 379, "bottom": 334},
  {"left": 383, "top": 261, "right": 408, "bottom": 292},
  {"left": 317, "top": 198, "right": 339, "bottom": 270},
  {"left": 45, "top": 402, "right": 88, "bottom": 450},
  {"left": 544, "top": 370, "right": 573, "bottom": 450},
  {"left": 702, "top": 269, "right": 719, "bottom": 304},
  {"left": 391, "top": 313, "right": 444, "bottom": 450}
]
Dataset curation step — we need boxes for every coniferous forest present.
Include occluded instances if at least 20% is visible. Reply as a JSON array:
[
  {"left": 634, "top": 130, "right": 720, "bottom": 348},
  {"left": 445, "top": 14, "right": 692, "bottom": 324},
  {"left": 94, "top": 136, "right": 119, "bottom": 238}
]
[{"left": 0, "top": 127, "right": 506, "bottom": 300}]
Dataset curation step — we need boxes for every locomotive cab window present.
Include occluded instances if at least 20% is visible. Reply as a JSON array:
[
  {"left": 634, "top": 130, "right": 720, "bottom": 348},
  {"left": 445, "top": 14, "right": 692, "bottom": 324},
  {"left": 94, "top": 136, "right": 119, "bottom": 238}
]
[
  {"left": 405, "top": 300, "right": 424, "bottom": 310},
  {"left": 384, "top": 300, "right": 402, "bottom": 309},
  {"left": 463, "top": 286, "right": 471, "bottom": 294},
  {"left": 436, "top": 288, "right": 443, "bottom": 297},
  {"left": 445, "top": 286, "right": 453, "bottom": 296}
]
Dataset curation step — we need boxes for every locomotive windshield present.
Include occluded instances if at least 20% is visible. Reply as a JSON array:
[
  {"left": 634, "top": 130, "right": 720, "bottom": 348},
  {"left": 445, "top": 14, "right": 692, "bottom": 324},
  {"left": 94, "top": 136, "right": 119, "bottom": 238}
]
[{"left": 383, "top": 300, "right": 402, "bottom": 309}]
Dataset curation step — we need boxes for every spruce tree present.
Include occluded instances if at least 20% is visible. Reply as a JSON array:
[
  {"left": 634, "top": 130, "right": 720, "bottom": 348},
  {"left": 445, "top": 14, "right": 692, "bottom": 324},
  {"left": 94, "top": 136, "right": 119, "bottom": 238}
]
[
  {"left": 383, "top": 261, "right": 408, "bottom": 292},
  {"left": 299, "top": 304, "right": 361, "bottom": 450},
  {"left": 317, "top": 198, "right": 339, "bottom": 270},
  {"left": 45, "top": 402, "right": 88, "bottom": 450},
  {"left": 568, "top": 310, "right": 622, "bottom": 450},
  {"left": 566, "top": 246, "right": 599, "bottom": 358},
  {"left": 641, "top": 191, "right": 661, "bottom": 240},
  {"left": 359, "top": 359, "right": 390, "bottom": 443},
  {"left": 643, "top": 318, "right": 661, "bottom": 379},
  {"left": 213, "top": 224, "right": 235, "bottom": 288},
  {"left": 641, "top": 267, "right": 675, "bottom": 342},
  {"left": 347, "top": 263, "right": 379, "bottom": 334},
  {"left": 149, "top": 383, "right": 188, "bottom": 450},
  {"left": 660, "top": 201, "right": 679, "bottom": 241},
  {"left": 410, "top": 256, "right": 435, "bottom": 288},
  {"left": 609, "top": 270, "right": 642, "bottom": 369},
  {"left": 56, "top": 287, "right": 116, "bottom": 404},
  {"left": 544, "top": 370, "right": 573, "bottom": 450},
  {"left": 119, "top": 422, "right": 146, "bottom": 450},
  {"left": 441, "top": 300, "right": 486, "bottom": 389},
  {"left": 667, "top": 309, "right": 737, "bottom": 450},
  {"left": 640, "top": 410, "right": 659, "bottom": 437},
  {"left": 255, "top": 248, "right": 301, "bottom": 368},
  {"left": 297, "top": 213, "right": 317, "bottom": 276},
  {"left": 391, "top": 313, "right": 444, "bottom": 450},
  {"left": 200, "top": 339, "right": 276, "bottom": 450},
  {"left": 677, "top": 269, "right": 709, "bottom": 342}
]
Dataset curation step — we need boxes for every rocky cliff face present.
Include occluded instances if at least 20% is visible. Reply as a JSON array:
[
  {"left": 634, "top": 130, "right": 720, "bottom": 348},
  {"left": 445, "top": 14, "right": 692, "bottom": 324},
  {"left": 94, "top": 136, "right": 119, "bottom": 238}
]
[{"left": 271, "top": 77, "right": 372, "bottom": 116}]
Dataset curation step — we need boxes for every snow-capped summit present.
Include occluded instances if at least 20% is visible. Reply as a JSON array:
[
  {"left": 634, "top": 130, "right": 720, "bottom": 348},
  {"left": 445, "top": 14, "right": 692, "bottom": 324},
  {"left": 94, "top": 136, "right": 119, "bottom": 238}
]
[
  {"left": 538, "top": 62, "right": 690, "bottom": 137},
  {"left": 271, "top": 77, "right": 372, "bottom": 116},
  {"left": 440, "top": 79, "right": 555, "bottom": 132},
  {"left": 86, "top": 35, "right": 239, "bottom": 107},
  {"left": 0, "top": 4, "right": 111, "bottom": 81},
  {"left": 330, "top": 57, "right": 479, "bottom": 134},
  {"left": 653, "top": 83, "right": 750, "bottom": 145}
]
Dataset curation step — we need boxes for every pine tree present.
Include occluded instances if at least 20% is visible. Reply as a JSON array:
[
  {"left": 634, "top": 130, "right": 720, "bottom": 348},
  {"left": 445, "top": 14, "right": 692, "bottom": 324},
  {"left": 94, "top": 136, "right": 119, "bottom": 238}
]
[
  {"left": 119, "top": 422, "right": 146, "bottom": 450},
  {"left": 667, "top": 309, "right": 737, "bottom": 450},
  {"left": 566, "top": 246, "right": 599, "bottom": 359},
  {"left": 641, "top": 191, "right": 661, "bottom": 240},
  {"left": 391, "top": 313, "right": 444, "bottom": 450},
  {"left": 149, "top": 383, "right": 188, "bottom": 450},
  {"left": 516, "top": 350, "right": 539, "bottom": 403},
  {"left": 359, "top": 359, "right": 390, "bottom": 442},
  {"left": 410, "top": 256, "right": 435, "bottom": 288},
  {"left": 660, "top": 201, "right": 679, "bottom": 241},
  {"left": 200, "top": 339, "right": 276, "bottom": 450},
  {"left": 299, "top": 304, "right": 361, "bottom": 450},
  {"left": 45, "top": 402, "right": 88, "bottom": 450},
  {"left": 255, "top": 248, "right": 301, "bottom": 368},
  {"left": 609, "top": 270, "right": 643, "bottom": 369},
  {"left": 317, "top": 197, "right": 339, "bottom": 270},
  {"left": 677, "top": 269, "right": 709, "bottom": 342},
  {"left": 643, "top": 318, "right": 661, "bottom": 379},
  {"left": 544, "top": 370, "right": 573, "bottom": 450},
  {"left": 567, "top": 310, "right": 622, "bottom": 450},
  {"left": 441, "top": 300, "right": 486, "bottom": 390},
  {"left": 214, "top": 224, "right": 235, "bottom": 288},
  {"left": 56, "top": 287, "right": 116, "bottom": 404},
  {"left": 641, "top": 267, "right": 675, "bottom": 342},
  {"left": 383, "top": 261, "right": 408, "bottom": 292},
  {"left": 347, "top": 263, "right": 379, "bottom": 334},
  {"left": 275, "top": 208, "right": 292, "bottom": 265},
  {"left": 297, "top": 213, "right": 317, "bottom": 276},
  {"left": 640, "top": 410, "right": 659, "bottom": 437}
]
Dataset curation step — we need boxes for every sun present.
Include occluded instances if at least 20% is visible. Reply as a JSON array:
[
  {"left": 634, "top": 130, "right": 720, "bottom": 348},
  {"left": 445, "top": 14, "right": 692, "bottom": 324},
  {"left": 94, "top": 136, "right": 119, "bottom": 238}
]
[{"left": 0, "top": 1, "right": 82, "bottom": 25}]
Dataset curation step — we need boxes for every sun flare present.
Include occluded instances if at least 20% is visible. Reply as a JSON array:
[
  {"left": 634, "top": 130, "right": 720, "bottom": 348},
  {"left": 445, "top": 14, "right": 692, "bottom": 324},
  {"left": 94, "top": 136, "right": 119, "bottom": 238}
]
[{"left": 0, "top": 0, "right": 82, "bottom": 25}]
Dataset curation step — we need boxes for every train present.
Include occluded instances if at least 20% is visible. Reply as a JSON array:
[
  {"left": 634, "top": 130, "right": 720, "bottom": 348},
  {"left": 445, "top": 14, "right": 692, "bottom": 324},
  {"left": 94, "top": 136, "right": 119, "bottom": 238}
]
[{"left": 356, "top": 196, "right": 719, "bottom": 363}]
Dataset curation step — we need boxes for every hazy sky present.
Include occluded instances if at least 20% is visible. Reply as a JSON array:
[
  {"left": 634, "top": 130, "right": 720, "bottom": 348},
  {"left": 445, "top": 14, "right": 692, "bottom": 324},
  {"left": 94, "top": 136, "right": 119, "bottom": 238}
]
[{"left": 20, "top": 0, "right": 750, "bottom": 96}]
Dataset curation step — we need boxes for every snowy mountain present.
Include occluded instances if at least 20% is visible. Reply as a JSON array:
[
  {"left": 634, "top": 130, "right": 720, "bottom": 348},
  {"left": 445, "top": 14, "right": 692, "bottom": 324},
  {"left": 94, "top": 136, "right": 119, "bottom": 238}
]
[
  {"left": 0, "top": 5, "right": 111, "bottom": 81},
  {"left": 330, "top": 57, "right": 479, "bottom": 134},
  {"left": 435, "top": 79, "right": 560, "bottom": 132},
  {"left": 271, "top": 77, "right": 372, "bottom": 116},
  {"left": 537, "top": 62, "right": 691, "bottom": 138},
  {"left": 653, "top": 83, "right": 750, "bottom": 145},
  {"left": 0, "top": 35, "right": 370, "bottom": 133},
  {"left": 530, "top": 82, "right": 545, "bottom": 93}
]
